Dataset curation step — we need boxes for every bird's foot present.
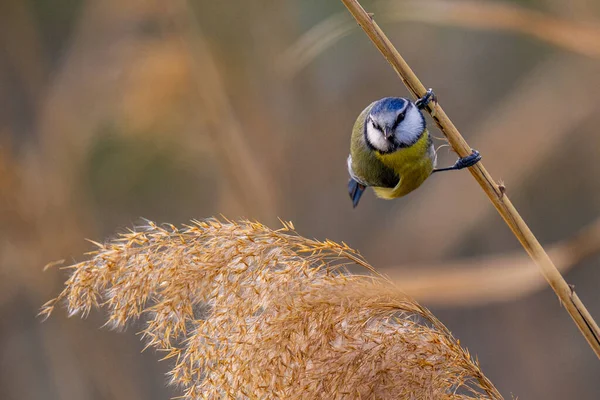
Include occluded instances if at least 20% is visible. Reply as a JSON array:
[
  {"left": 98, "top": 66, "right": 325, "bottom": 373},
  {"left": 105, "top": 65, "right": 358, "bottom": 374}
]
[
  {"left": 432, "top": 150, "right": 481, "bottom": 173},
  {"left": 415, "top": 88, "right": 437, "bottom": 110},
  {"left": 454, "top": 150, "right": 481, "bottom": 169}
]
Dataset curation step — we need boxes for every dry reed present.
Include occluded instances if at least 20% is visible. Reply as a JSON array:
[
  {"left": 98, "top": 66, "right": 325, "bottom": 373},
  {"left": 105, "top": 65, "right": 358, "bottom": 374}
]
[
  {"left": 340, "top": 0, "right": 600, "bottom": 359},
  {"left": 367, "top": 55, "right": 599, "bottom": 259},
  {"left": 388, "top": 216, "right": 600, "bottom": 306},
  {"left": 278, "top": 0, "right": 600, "bottom": 261},
  {"left": 279, "top": 0, "right": 600, "bottom": 77},
  {"left": 163, "top": 0, "right": 280, "bottom": 221},
  {"left": 42, "top": 218, "right": 502, "bottom": 399}
]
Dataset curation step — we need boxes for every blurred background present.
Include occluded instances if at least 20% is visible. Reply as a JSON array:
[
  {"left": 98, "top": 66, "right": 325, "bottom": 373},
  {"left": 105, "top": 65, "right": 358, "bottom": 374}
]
[{"left": 1, "top": 0, "right": 600, "bottom": 398}]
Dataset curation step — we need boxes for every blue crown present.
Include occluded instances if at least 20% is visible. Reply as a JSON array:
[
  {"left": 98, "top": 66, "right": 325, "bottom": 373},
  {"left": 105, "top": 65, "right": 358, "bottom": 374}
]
[{"left": 370, "top": 97, "right": 408, "bottom": 115}]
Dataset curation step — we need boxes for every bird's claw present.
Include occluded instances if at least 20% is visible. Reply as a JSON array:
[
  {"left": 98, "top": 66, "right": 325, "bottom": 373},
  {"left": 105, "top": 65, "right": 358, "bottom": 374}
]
[
  {"left": 454, "top": 150, "right": 481, "bottom": 170},
  {"left": 415, "top": 88, "right": 437, "bottom": 110},
  {"left": 432, "top": 149, "right": 481, "bottom": 174}
]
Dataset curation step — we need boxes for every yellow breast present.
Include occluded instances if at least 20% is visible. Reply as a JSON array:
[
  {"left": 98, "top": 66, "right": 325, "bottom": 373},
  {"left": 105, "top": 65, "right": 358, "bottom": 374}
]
[{"left": 373, "top": 129, "right": 434, "bottom": 199}]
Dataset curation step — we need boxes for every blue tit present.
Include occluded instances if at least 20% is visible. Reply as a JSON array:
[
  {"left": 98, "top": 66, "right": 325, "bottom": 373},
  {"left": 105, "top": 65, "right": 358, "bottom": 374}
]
[{"left": 347, "top": 89, "right": 481, "bottom": 207}]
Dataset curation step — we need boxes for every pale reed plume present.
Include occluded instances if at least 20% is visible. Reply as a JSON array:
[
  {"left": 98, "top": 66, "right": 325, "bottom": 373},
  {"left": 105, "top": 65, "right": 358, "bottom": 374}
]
[{"left": 42, "top": 219, "right": 502, "bottom": 399}]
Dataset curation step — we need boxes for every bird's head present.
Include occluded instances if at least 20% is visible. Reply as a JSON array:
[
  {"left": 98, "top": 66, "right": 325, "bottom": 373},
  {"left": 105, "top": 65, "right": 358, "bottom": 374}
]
[{"left": 365, "top": 97, "right": 425, "bottom": 153}]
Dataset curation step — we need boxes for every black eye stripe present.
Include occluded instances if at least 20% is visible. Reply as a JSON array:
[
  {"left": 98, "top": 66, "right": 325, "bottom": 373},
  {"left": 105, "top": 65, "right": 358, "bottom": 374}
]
[
  {"left": 369, "top": 118, "right": 383, "bottom": 131},
  {"left": 392, "top": 112, "right": 405, "bottom": 130}
]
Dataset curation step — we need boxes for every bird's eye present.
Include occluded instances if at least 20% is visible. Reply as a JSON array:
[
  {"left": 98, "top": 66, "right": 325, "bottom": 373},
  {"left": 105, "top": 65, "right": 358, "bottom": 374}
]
[
  {"left": 393, "top": 112, "right": 405, "bottom": 128},
  {"left": 370, "top": 118, "right": 382, "bottom": 131}
]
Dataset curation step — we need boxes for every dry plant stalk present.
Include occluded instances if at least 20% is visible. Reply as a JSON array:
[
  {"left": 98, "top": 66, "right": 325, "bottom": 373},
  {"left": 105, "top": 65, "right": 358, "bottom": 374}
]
[
  {"left": 388, "top": 216, "right": 600, "bottom": 306},
  {"left": 279, "top": 0, "right": 600, "bottom": 77},
  {"left": 42, "top": 219, "right": 502, "bottom": 399},
  {"left": 163, "top": 1, "right": 280, "bottom": 221},
  {"left": 339, "top": 0, "right": 600, "bottom": 357}
]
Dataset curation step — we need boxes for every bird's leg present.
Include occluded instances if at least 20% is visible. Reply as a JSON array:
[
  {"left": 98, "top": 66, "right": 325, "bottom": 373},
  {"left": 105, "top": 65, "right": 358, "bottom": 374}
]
[
  {"left": 432, "top": 150, "right": 482, "bottom": 173},
  {"left": 415, "top": 88, "right": 437, "bottom": 110},
  {"left": 417, "top": 89, "right": 481, "bottom": 173}
]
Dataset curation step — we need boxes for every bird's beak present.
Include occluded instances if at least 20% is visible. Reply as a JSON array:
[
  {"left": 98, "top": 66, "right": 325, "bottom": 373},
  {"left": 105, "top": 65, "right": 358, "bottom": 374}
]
[{"left": 383, "top": 127, "right": 392, "bottom": 139}]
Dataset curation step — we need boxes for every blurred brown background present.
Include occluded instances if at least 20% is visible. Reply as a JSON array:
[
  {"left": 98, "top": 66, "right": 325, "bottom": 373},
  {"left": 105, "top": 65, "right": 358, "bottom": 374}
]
[{"left": 1, "top": 0, "right": 600, "bottom": 398}]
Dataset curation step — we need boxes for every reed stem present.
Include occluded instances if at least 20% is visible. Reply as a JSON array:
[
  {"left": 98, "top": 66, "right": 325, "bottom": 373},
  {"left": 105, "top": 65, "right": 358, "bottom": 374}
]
[{"left": 340, "top": 0, "right": 600, "bottom": 358}]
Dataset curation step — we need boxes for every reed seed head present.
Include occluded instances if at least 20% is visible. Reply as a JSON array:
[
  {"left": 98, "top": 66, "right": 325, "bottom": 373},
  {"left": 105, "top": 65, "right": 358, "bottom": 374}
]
[{"left": 42, "top": 218, "right": 502, "bottom": 399}]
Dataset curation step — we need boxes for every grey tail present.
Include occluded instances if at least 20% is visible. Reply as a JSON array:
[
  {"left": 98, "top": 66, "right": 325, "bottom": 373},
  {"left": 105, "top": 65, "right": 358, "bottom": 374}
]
[{"left": 348, "top": 178, "right": 366, "bottom": 208}]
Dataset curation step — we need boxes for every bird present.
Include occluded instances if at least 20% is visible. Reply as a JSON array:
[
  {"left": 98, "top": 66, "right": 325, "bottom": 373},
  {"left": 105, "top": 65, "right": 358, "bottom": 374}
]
[{"left": 347, "top": 89, "right": 481, "bottom": 208}]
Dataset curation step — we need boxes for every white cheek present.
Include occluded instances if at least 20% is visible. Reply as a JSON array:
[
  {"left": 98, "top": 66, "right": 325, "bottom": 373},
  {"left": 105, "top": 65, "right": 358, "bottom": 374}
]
[
  {"left": 366, "top": 124, "right": 389, "bottom": 152},
  {"left": 395, "top": 108, "right": 423, "bottom": 143}
]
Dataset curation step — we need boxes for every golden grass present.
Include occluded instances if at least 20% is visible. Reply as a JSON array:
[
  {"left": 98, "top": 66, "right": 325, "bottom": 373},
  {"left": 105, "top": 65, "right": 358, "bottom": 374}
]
[{"left": 42, "top": 218, "right": 502, "bottom": 399}]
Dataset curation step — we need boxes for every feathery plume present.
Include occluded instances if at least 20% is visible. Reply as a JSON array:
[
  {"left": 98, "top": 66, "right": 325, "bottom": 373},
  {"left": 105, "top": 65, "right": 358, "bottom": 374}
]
[{"left": 42, "top": 218, "right": 502, "bottom": 399}]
